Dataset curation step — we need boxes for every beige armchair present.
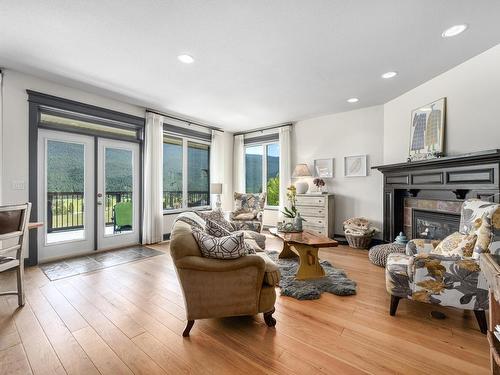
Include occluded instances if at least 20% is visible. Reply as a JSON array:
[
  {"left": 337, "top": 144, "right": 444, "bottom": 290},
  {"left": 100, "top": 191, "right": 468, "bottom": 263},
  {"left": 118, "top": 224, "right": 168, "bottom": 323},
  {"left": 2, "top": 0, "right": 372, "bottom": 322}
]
[{"left": 170, "top": 218, "right": 277, "bottom": 336}]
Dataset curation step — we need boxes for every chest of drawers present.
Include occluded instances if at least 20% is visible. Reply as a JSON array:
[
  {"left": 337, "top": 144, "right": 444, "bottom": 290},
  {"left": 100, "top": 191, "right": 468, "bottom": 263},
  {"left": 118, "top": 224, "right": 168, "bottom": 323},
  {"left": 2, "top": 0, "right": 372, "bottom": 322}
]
[{"left": 295, "top": 194, "right": 335, "bottom": 238}]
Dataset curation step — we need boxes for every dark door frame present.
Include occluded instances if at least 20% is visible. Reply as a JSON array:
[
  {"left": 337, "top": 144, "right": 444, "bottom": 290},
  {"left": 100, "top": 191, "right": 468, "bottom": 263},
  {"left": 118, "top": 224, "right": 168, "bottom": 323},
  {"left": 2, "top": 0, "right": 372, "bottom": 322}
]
[{"left": 28, "top": 90, "right": 145, "bottom": 265}]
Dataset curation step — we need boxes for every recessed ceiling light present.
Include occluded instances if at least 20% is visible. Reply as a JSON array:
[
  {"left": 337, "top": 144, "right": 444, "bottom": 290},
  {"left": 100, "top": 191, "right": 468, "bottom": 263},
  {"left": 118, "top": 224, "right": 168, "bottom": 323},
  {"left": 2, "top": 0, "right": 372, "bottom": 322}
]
[
  {"left": 442, "top": 24, "right": 468, "bottom": 38},
  {"left": 347, "top": 97, "right": 359, "bottom": 103},
  {"left": 381, "top": 71, "right": 398, "bottom": 79},
  {"left": 178, "top": 54, "right": 194, "bottom": 64}
]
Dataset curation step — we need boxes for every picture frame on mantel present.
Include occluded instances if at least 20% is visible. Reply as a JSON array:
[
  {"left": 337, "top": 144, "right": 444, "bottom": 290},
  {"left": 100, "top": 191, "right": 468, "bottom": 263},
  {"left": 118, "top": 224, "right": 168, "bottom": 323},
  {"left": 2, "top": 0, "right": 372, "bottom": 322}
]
[
  {"left": 344, "top": 155, "right": 367, "bottom": 177},
  {"left": 314, "top": 158, "right": 334, "bottom": 178},
  {"left": 408, "top": 97, "right": 446, "bottom": 161}
]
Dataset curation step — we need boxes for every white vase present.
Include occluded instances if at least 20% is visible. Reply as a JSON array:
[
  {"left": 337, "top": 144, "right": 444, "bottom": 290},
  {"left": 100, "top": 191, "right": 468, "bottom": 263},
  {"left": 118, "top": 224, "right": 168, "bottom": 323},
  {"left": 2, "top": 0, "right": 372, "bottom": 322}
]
[{"left": 295, "top": 181, "right": 309, "bottom": 194}]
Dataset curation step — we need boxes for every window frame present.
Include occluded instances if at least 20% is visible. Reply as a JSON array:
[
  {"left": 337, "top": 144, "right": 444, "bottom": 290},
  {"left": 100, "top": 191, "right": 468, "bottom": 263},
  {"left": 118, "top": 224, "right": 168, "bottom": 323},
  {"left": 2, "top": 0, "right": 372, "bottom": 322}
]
[
  {"left": 163, "top": 133, "right": 211, "bottom": 213},
  {"left": 244, "top": 141, "right": 280, "bottom": 209}
]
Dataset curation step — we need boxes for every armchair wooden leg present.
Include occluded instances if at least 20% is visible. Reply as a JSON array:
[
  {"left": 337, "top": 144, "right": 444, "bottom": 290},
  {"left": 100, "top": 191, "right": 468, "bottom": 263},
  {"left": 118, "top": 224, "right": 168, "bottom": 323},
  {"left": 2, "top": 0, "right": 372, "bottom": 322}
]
[
  {"left": 183, "top": 320, "right": 195, "bottom": 337},
  {"left": 390, "top": 295, "right": 401, "bottom": 316},
  {"left": 474, "top": 310, "right": 487, "bottom": 334},
  {"left": 16, "top": 266, "right": 25, "bottom": 307},
  {"left": 264, "top": 308, "right": 276, "bottom": 327}
]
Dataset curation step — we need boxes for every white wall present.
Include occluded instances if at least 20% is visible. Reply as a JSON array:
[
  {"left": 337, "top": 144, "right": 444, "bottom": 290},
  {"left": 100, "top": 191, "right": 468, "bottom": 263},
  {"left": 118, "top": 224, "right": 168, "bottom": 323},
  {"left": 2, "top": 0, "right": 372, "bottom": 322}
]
[
  {"left": 292, "top": 106, "right": 384, "bottom": 237},
  {"left": 384, "top": 43, "right": 500, "bottom": 164}
]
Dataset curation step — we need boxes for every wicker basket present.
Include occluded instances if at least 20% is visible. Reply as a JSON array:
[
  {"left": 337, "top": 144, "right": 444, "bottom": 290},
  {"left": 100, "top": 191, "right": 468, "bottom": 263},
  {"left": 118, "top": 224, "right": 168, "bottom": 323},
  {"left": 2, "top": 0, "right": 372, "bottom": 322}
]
[{"left": 345, "top": 233, "right": 373, "bottom": 249}]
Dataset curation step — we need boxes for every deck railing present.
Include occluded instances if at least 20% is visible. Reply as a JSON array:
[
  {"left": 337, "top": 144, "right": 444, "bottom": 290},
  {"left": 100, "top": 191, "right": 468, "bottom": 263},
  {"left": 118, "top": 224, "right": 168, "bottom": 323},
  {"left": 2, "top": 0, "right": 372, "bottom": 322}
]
[
  {"left": 163, "top": 191, "right": 210, "bottom": 210},
  {"left": 47, "top": 190, "right": 209, "bottom": 232}
]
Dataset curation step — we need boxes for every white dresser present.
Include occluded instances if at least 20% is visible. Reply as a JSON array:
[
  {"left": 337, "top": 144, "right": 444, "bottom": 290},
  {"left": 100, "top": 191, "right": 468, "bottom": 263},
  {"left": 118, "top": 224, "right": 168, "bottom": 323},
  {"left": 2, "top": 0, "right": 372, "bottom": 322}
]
[{"left": 295, "top": 193, "right": 335, "bottom": 238}]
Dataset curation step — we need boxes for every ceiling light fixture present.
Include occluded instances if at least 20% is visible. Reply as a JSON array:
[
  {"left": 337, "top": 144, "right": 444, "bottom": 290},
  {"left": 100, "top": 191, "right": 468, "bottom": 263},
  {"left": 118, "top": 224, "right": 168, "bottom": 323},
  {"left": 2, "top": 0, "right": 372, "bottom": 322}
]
[
  {"left": 178, "top": 54, "right": 194, "bottom": 64},
  {"left": 441, "top": 24, "right": 468, "bottom": 38},
  {"left": 381, "top": 71, "right": 398, "bottom": 79},
  {"left": 347, "top": 97, "right": 359, "bottom": 103}
]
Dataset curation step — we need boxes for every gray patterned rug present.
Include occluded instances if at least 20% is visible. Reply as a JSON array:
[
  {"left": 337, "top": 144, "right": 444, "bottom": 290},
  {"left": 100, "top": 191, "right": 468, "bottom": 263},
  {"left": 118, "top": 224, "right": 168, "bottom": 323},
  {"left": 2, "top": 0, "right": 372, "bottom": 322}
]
[
  {"left": 39, "top": 246, "right": 164, "bottom": 281},
  {"left": 267, "top": 251, "right": 357, "bottom": 300}
]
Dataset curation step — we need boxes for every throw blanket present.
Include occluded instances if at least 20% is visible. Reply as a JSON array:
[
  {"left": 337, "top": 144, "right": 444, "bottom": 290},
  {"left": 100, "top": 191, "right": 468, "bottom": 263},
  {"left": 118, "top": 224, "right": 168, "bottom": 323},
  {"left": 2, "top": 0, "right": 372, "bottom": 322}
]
[{"left": 174, "top": 211, "right": 206, "bottom": 231}]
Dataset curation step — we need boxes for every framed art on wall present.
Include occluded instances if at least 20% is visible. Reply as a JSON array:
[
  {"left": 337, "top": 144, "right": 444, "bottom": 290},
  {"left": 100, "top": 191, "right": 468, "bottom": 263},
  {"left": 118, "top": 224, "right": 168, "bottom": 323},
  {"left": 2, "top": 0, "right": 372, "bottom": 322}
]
[
  {"left": 344, "top": 155, "right": 367, "bottom": 177},
  {"left": 314, "top": 158, "right": 334, "bottom": 178},
  {"left": 409, "top": 97, "right": 446, "bottom": 161}
]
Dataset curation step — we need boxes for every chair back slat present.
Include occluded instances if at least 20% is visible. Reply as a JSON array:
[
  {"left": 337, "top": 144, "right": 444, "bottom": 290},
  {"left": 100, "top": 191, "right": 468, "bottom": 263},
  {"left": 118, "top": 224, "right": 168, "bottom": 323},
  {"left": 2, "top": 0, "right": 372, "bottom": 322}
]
[
  {"left": 0, "top": 244, "right": 21, "bottom": 256},
  {"left": 0, "top": 203, "right": 31, "bottom": 257},
  {"left": 0, "top": 231, "right": 23, "bottom": 241}
]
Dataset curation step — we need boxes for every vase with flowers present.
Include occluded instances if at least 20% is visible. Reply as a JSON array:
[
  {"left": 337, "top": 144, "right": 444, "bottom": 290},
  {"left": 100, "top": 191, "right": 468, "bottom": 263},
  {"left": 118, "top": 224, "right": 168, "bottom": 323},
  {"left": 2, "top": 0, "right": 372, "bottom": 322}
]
[
  {"left": 278, "top": 185, "right": 306, "bottom": 232},
  {"left": 313, "top": 178, "right": 326, "bottom": 193}
]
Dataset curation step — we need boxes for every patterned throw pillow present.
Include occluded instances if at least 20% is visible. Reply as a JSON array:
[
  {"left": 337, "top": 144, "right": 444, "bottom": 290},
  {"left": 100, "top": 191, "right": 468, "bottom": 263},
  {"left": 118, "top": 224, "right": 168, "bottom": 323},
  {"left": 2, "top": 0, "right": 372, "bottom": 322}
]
[
  {"left": 205, "top": 219, "right": 232, "bottom": 237},
  {"left": 196, "top": 210, "right": 234, "bottom": 232},
  {"left": 432, "top": 232, "right": 477, "bottom": 257},
  {"left": 471, "top": 213, "right": 493, "bottom": 259},
  {"left": 205, "top": 220, "right": 256, "bottom": 254},
  {"left": 192, "top": 229, "right": 248, "bottom": 259}
]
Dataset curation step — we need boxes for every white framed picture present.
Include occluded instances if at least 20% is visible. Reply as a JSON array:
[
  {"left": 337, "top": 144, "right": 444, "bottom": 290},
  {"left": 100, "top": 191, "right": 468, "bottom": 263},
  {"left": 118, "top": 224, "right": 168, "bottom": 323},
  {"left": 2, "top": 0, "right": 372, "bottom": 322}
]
[
  {"left": 314, "top": 158, "right": 334, "bottom": 178},
  {"left": 409, "top": 97, "right": 446, "bottom": 161},
  {"left": 344, "top": 155, "right": 367, "bottom": 177}
]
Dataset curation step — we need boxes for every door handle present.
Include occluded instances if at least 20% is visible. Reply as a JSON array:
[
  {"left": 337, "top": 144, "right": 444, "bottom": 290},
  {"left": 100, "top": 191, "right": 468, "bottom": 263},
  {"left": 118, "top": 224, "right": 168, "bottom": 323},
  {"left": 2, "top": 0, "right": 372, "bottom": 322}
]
[{"left": 97, "top": 200, "right": 103, "bottom": 206}]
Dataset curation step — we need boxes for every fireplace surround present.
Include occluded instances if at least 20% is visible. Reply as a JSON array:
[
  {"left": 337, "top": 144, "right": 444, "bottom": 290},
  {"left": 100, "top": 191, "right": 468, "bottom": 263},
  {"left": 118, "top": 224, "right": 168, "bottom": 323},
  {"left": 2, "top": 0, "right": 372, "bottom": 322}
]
[{"left": 373, "top": 149, "right": 500, "bottom": 242}]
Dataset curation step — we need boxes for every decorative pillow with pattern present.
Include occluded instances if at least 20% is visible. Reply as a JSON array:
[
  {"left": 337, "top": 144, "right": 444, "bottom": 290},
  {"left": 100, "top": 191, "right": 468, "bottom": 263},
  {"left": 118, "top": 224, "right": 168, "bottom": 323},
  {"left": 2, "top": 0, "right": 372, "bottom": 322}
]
[
  {"left": 431, "top": 232, "right": 477, "bottom": 257},
  {"left": 192, "top": 229, "right": 247, "bottom": 259},
  {"left": 471, "top": 213, "right": 494, "bottom": 259},
  {"left": 196, "top": 210, "right": 234, "bottom": 232},
  {"left": 205, "top": 219, "right": 232, "bottom": 237}
]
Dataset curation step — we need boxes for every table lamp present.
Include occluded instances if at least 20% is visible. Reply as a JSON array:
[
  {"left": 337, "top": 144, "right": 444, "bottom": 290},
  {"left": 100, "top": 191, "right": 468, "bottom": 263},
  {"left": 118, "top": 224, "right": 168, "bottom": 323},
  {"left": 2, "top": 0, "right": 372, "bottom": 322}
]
[
  {"left": 292, "top": 164, "right": 311, "bottom": 194},
  {"left": 210, "top": 183, "right": 223, "bottom": 209}
]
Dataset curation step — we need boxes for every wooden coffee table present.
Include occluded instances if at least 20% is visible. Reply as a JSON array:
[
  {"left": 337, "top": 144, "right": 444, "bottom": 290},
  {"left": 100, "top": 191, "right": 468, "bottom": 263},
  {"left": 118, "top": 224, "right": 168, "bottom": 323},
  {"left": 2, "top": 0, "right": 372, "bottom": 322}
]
[{"left": 269, "top": 228, "right": 338, "bottom": 280}]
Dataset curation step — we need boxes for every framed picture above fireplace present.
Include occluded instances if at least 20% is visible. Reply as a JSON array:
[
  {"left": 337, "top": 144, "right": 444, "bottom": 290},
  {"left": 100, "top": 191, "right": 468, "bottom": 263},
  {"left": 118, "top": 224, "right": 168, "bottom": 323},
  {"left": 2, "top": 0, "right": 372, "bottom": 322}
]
[{"left": 409, "top": 97, "right": 446, "bottom": 161}]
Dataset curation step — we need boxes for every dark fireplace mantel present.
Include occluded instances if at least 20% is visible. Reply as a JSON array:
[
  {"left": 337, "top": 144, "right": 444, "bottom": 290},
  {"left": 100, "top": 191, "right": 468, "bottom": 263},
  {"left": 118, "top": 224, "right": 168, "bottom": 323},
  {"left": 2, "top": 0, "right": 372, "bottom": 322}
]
[{"left": 373, "top": 149, "right": 500, "bottom": 242}]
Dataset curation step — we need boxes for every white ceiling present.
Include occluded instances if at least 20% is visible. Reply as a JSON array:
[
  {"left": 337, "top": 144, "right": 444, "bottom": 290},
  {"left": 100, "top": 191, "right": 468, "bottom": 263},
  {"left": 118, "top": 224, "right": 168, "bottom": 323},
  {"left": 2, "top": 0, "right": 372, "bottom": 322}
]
[{"left": 1, "top": 1, "right": 500, "bottom": 131}]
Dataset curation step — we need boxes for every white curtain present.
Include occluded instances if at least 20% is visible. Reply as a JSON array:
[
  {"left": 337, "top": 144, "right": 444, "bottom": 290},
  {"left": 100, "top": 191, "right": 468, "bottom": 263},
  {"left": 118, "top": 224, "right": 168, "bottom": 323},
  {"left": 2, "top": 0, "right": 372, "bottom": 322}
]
[
  {"left": 210, "top": 130, "right": 224, "bottom": 208},
  {"left": 142, "top": 112, "right": 164, "bottom": 244},
  {"left": 279, "top": 126, "right": 292, "bottom": 212},
  {"left": 233, "top": 134, "right": 245, "bottom": 194}
]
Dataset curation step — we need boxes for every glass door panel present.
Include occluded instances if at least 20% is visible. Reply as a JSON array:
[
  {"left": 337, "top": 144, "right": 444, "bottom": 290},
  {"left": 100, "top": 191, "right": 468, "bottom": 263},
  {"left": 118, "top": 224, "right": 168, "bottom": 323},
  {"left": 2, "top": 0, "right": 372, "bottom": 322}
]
[
  {"left": 97, "top": 139, "right": 139, "bottom": 249},
  {"left": 38, "top": 130, "right": 95, "bottom": 261}
]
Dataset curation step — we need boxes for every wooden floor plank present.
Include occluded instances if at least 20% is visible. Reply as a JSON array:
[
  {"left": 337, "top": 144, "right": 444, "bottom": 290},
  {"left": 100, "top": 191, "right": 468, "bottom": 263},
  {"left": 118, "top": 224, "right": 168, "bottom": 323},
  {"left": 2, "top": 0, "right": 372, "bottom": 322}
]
[
  {"left": 5, "top": 297, "right": 66, "bottom": 375},
  {"left": 39, "top": 284, "right": 89, "bottom": 333},
  {"left": 25, "top": 287, "right": 99, "bottom": 375},
  {"left": 72, "top": 326, "right": 133, "bottom": 375},
  {"left": 54, "top": 281, "right": 166, "bottom": 375},
  {"left": 0, "top": 344, "right": 33, "bottom": 375},
  {"left": 0, "top": 297, "right": 22, "bottom": 351}
]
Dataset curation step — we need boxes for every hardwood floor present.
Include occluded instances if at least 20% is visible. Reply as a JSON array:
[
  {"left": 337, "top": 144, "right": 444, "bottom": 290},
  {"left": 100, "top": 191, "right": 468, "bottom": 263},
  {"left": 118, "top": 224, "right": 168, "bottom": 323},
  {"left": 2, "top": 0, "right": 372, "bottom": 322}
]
[{"left": 0, "top": 235, "right": 490, "bottom": 374}]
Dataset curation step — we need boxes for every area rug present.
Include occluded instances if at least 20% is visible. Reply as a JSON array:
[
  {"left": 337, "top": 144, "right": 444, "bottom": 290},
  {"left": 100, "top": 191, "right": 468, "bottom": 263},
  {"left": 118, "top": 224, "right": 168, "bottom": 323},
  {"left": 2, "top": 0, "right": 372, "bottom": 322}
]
[
  {"left": 266, "top": 251, "right": 357, "bottom": 300},
  {"left": 39, "top": 246, "right": 164, "bottom": 281}
]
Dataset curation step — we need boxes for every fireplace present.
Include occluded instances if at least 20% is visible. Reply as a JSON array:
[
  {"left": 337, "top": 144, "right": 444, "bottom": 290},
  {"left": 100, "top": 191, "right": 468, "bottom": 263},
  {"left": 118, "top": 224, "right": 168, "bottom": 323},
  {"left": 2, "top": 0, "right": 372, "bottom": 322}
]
[
  {"left": 373, "top": 150, "right": 500, "bottom": 242},
  {"left": 411, "top": 209, "right": 460, "bottom": 240}
]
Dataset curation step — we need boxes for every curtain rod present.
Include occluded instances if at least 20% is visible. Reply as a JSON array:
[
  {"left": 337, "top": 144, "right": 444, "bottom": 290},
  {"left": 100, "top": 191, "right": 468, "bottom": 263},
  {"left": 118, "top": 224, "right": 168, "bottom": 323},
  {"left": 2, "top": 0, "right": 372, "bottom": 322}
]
[
  {"left": 233, "top": 122, "right": 293, "bottom": 136},
  {"left": 146, "top": 108, "right": 223, "bottom": 132}
]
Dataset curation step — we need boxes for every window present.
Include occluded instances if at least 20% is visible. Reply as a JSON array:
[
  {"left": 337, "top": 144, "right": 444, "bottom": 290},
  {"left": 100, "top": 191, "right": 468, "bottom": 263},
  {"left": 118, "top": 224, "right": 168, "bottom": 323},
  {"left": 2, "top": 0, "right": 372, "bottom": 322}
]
[
  {"left": 245, "top": 142, "right": 280, "bottom": 207},
  {"left": 163, "top": 135, "right": 210, "bottom": 211}
]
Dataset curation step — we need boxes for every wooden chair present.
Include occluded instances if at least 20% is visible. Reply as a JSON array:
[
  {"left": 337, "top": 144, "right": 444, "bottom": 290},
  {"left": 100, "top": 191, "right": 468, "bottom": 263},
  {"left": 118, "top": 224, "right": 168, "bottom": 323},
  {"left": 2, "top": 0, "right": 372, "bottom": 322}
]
[{"left": 0, "top": 203, "right": 31, "bottom": 307}]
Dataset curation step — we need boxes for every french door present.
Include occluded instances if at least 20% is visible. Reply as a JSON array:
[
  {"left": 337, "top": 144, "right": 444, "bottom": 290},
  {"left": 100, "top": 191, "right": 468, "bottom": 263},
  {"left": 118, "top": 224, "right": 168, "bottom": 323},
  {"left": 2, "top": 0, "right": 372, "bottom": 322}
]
[
  {"left": 96, "top": 138, "right": 140, "bottom": 250},
  {"left": 37, "top": 130, "right": 140, "bottom": 262}
]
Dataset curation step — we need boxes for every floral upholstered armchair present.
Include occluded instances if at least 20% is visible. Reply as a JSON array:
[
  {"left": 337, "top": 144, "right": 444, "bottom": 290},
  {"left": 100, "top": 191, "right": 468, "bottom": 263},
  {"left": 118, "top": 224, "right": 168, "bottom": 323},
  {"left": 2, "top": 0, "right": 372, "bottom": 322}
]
[
  {"left": 386, "top": 199, "right": 500, "bottom": 334},
  {"left": 229, "top": 192, "right": 267, "bottom": 232}
]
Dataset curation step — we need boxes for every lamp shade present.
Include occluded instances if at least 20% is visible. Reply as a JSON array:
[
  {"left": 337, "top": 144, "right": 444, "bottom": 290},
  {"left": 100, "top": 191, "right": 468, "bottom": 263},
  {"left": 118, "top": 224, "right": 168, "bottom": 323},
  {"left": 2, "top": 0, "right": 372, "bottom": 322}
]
[
  {"left": 292, "top": 164, "right": 311, "bottom": 177},
  {"left": 210, "top": 183, "right": 223, "bottom": 194}
]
